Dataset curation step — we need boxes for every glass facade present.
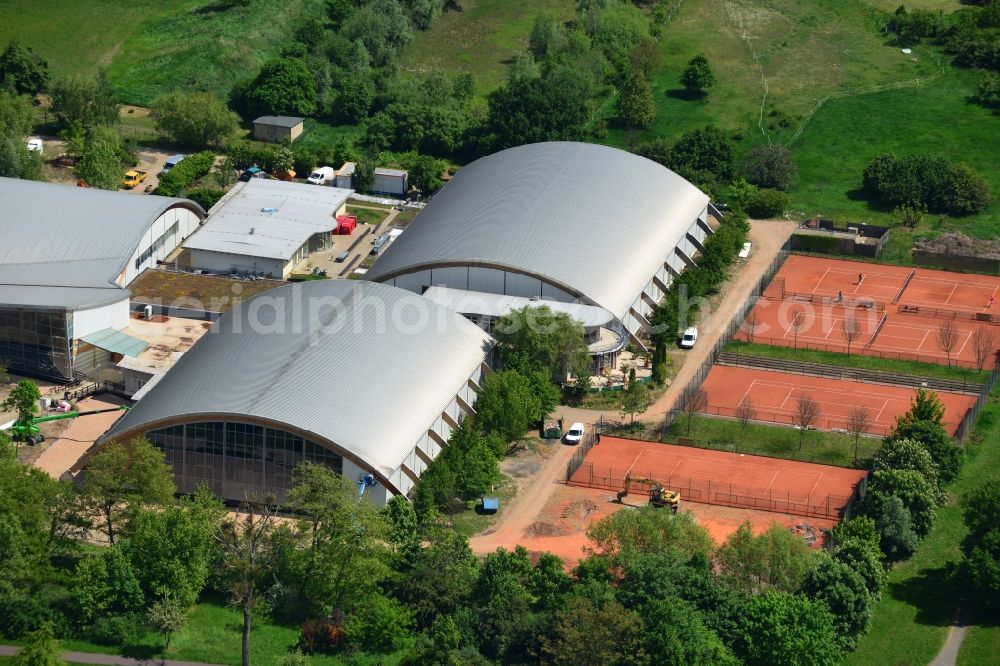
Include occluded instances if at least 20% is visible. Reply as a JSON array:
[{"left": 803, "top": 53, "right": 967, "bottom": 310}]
[
  {"left": 0, "top": 307, "right": 73, "bottom": 381},
  {"left": 146, "top": 420, "right": 343, "bottom": 502}
]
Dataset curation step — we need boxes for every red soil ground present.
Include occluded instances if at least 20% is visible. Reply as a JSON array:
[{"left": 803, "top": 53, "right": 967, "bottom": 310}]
[
  {"left": 740, "top": 255, "right": 1000, "bottom": 368},
  {"left": 698, "top": 366, "right": 975, "bottom": 436}
]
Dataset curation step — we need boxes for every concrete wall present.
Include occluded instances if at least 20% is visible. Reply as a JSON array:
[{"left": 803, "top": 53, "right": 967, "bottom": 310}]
[
  {"left": 124, "top": 207, "right": 202, "bottom": 286},
  {"left": 187, "top": 249, "right": 287, "bottom": 279},
  {"left": 72, "top": 298, "right": 130, "bottom": 339}
]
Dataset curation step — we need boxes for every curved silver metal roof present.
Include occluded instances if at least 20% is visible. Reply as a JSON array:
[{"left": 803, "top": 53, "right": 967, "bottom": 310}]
[
  {"left": 365, "top": 142, "right": 709, "bottom": 318},
  {"left": 100, "top": 280, "right": 492, "bottom": 480},
  {"left": 0, "top": 177, "right": 204, "bottom": 309}
]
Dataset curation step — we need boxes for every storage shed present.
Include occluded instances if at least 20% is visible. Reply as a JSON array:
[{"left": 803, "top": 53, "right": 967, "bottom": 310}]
[
  {"left": 252, "top": 116, "right": 305, "bottom": 144},
  {"left": 373, "top": 168, "right": 409, "bottom": 196}
]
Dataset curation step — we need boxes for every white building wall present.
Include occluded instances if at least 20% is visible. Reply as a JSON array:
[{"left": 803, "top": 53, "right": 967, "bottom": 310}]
[
  {"left": 188, "top": 249, "right": 286, "bottom": 279},
  {"left": 72, "top": 297, "right": 130, "bottom": 338},
  {"left": 124, "top": 207, "right": 202, "bottom": 285},
  {"left": 686, "top": 219, "right": 708, "bottom": 245}
]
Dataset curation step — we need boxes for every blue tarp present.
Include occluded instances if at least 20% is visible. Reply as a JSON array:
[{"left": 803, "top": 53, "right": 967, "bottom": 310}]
[{"left": 482, "top": 497, "right": 500, "bottom": 513}]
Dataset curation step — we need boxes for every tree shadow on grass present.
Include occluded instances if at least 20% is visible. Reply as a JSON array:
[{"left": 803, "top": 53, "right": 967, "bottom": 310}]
[
  {"left": 888, "top": 564, "right": 960, "bottom": 628},
  {"left": 664, "top": 88, "right": 706, "bottom": 101}
]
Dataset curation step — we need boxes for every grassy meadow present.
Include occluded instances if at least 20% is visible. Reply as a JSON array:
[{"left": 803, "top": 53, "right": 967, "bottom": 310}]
[{"left": 0, "top": 0, "right": 320, "bottom": 105}]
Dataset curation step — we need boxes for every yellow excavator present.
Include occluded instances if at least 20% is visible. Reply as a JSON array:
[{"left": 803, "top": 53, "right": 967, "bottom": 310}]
[{"left": 617, "top": 472, "right": 681, "bottom": 513}]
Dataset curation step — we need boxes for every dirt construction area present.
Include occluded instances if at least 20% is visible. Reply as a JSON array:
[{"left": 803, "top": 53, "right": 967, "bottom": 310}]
[
  {"left": 571, "top": 437, "right": 867, "bottom": 519},
  {"left": 698, "top": 365, "right": 975, "bottom": 436},
  {"left": 469, "top": 435, "right": 854, "bottom": 566}
]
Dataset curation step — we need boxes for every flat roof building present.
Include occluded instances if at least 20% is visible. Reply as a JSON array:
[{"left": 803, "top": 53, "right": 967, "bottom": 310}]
[
  {"left": 0, "top": 177, "right": 204, "bottom": 382},
  {"left": 252, "top": 116, "right": 305, "bottom": 144},
  {"left": 183, "top": 179, "right": 352, "bottom": 279},
  {"left": 365, "top": 142, "right": 714, "bottom": 373},
  {"left": 77, "top": 280, "right": 492, "bottom": 504}
]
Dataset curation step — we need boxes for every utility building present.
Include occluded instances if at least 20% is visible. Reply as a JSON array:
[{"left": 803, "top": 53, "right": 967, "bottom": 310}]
[{"left": 183, "top": 179, "right": 352, "bottom": 279}]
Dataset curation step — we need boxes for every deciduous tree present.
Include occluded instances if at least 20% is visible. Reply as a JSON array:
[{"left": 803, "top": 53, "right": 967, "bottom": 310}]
[
  {"left": 587, "top": 506, "right": 715, "bottom": 566},
  {"left": 74, "top": 125, "right": 127, "bottom": 191},
  {"left": 717, "top": 522, "right": 817, "bottom": 594},
  {"left": 793, "top": 393, "right": 820, "bottom": 450},
  {"left": 0, "top": 41, "right": 49, "bottom": 95},
  {"left": 49, "top": 72, "right": 119, "bottom": 129},
  {"left": 494, "top": 305, "right": 590, "bottom": 381},
  {"left": 681, "top": 54, "right": 715, "bottom": 95},
  {"left": 617, "top": 70, "right": 655, "bottom": 129},
  {"left": 679, "top": 387, "right": 708, "bottom": 435},
  {"left": 971, "top": 327, "right": 996, "bottom": 371},
  {"left": 215, "top": 494, "right": 278, "bottom": 666},
  {"left": 733, "top": 591, "right": 840, "bottom": 666},
  {"left": 743, "top": 144, "right": 796, "bottom": 190},
  {"left": 147, "top": 593, "right": 186, "bottom": 653},
  {"left": 842, "top": 314, "right": 863, "bottom": 355},
  {"left": 802, "top": 554, "right": 873, "bottom": 649},
  {"left": 150, "top": 91, "right": 239, "bottom": 148},
  {"left": 736, "top": 399, "right": 756, "bottom": 440},
  {"left": 476, "top": 370, "right": 542, "bottom": 442},
  {"left": 847, "top": 406, "right": 871, "bottom": 463},
  {"left": 936, "top": 319, "right": 960, "bottom": 367},
  {"left": 82, "top": 438, "right": 175, "bottom": 544}
]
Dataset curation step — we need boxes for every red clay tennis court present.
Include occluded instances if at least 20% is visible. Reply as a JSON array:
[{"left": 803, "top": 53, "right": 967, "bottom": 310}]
[
  {"left": 568, "top": 436, "right": 868, "bottom": 520},
  {"left": 739, "top": 255, "right": 1000, "bottom": 368},
  {"left": 698, "top": 366, "right": 975, "bottom": 436}
]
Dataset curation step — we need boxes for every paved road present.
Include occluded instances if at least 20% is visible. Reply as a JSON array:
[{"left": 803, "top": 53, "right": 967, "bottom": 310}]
[
  {"left": 0, "top": 644, "right": 225, "bottom": 666},
  {"left": 928, "top": 610, "right": 969, "bottom": 666}
]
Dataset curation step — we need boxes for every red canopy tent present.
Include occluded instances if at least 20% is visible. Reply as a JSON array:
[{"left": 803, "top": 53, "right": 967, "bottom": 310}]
[{"left": 335, "top": 214, "right": 357, "bottom": 235}]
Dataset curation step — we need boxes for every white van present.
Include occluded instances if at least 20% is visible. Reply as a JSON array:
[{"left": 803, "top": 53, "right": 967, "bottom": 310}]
[{"left": 307, "top": 166, "right": 335, "bottom": 185}]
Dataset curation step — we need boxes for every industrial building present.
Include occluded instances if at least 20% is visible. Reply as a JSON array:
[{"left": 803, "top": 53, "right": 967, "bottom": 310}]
[
  {"left": 78, "top": 280, "right": 492, "bottom": 504},
  {"left": 252, "top": 116, "right": 305, "bottom": 143},
  {"left": 365, "top": 142, "right": 714, "bottom": 373},
  {"left": 0, "top": 177, "right": 204, "bottom": 382},
  {"left": 183, "top": 178, "right": 352, "bottom": 279}
]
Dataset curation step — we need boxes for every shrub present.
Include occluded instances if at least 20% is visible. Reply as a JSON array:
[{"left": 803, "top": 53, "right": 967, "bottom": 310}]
[
  {"left": 746, "top": 188, "right": 788, "bottom": 218},
  {"left": 743, "top": 144, "right": 795, "bottom": 190},
  {"left": 299, "top": 617, "right": 345, "bottom": 654},
  {"left": 862, "top": 153, "right": 991, "bottom": 215},
  {"left": 156, "top": 151, "right": 215, "bottom": 197},
  {"left": 185, "top": 187, "right": 225, "bottom": 211},
  {"left": 89, "top": 613, "right": 146, "bottom": 646}
]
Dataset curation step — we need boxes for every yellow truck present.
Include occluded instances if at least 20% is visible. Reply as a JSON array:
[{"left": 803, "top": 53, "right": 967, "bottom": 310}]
[{"left": 123, "top": 170, "right": 147, "bottom": 189}]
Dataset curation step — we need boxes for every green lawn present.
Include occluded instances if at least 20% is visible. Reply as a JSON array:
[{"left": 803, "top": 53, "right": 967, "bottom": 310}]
[
  {"left": 0, "top": 0, "right": 322, "bottom": 105},
  {"left": 345, "top": 206, "right": 390, "bottom": 226},
  {"left": 604, "top": 0, "right": 939, "bottom": 150},
  {"left": 958, "top": 624, "right": 1000, "bottom": 665},
  {"left": 37, "top": 601, "right": 400, "bottom": 665},
  {"left": 448, "top": 473, "right": 518, "bottom": 540},
  {"left": 725, "top": 340, "right": 990, "bottom": 384},
  {"left": 844, "top": 387, "right": 1000, "bottom": 666},
  {"left": 788, "top": 65, "right": 1000, "bottom": 233},
  {"left": 661, "top": 415, "right": 877, "bottom": 467},
  {"left": 401, "top": 0, "right": 575, "bottom": 94}
]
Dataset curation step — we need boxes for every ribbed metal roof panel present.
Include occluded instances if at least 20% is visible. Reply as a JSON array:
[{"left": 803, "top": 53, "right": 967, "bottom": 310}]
[
  {"left": 0, "top": 177, "right": 203, "bottom": 306},
  {"left": 104, "top": 280, "right": 492, "bottom": 477},
  {"left": 365, "top": 142, "right": 709, "bottom": 318},
  {"left": 183, "top": 179, "right": 353, "bottom": 260}
]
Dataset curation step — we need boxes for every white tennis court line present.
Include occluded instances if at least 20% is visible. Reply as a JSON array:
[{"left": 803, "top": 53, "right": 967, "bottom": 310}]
[
  {"left": 808, "top": 471, "right": 826, "bottom": 499},
  {"left": 778, "top": 387, "right": 795, "bottom": 410},
  {"left": 736, "top": 378, "right": 757, "bottom": 408},
  {"left": 764, "top": 470, "right": 780, "bottom": 493},
  {"left": 812, "top": 267, "right": 831, "bottom": 295},
  {"left": 747, "top": 378, "right": 911, "bottom": 403}
]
